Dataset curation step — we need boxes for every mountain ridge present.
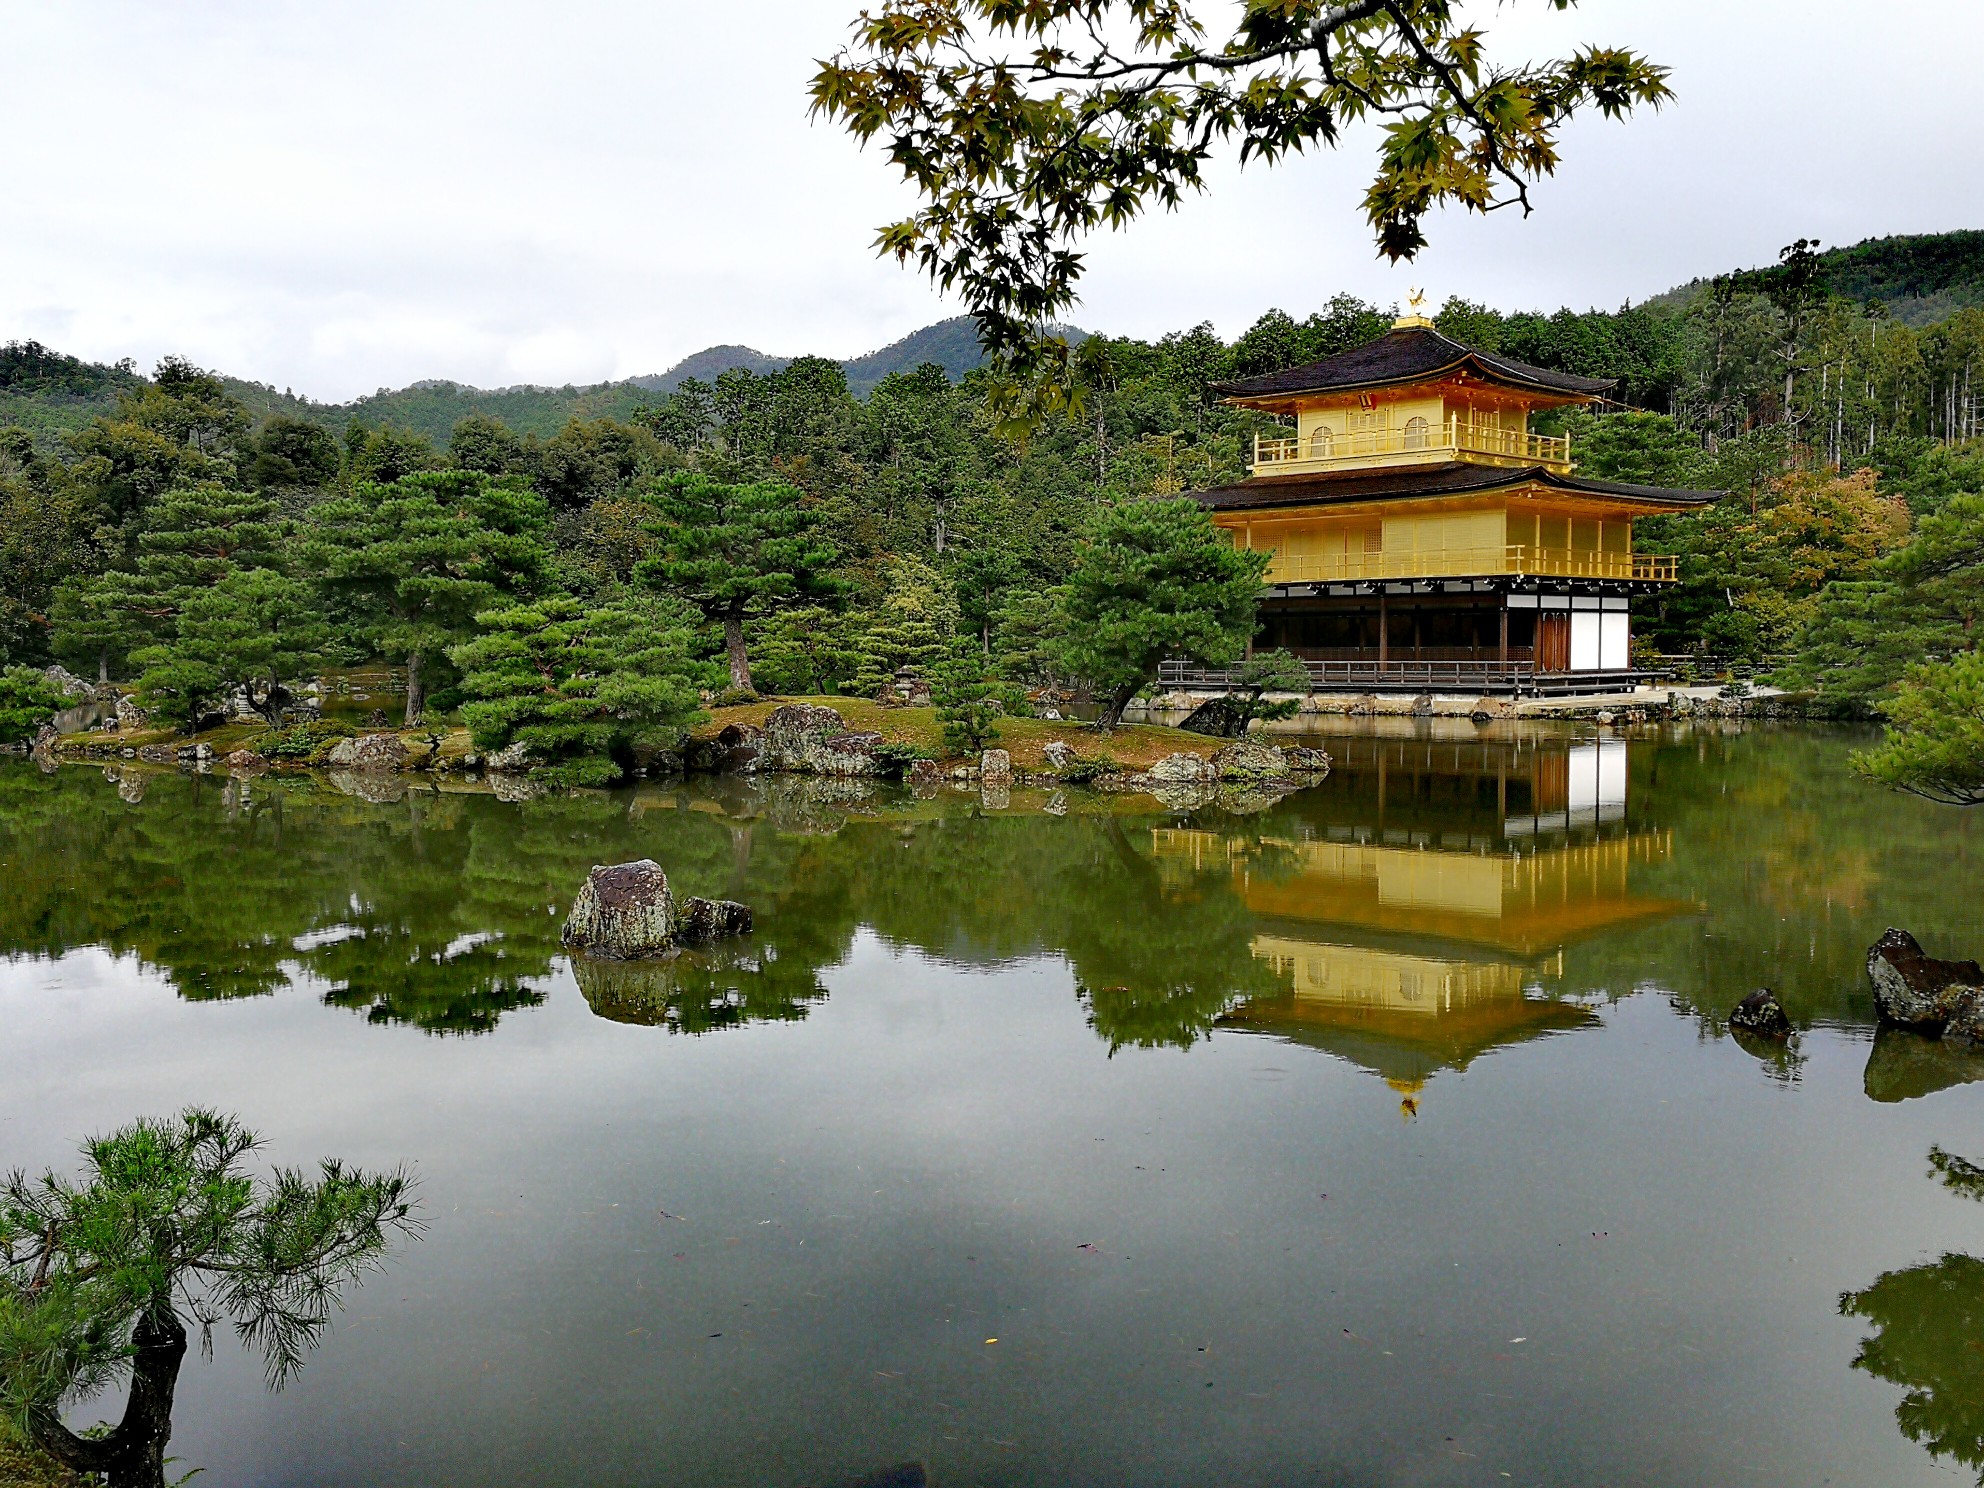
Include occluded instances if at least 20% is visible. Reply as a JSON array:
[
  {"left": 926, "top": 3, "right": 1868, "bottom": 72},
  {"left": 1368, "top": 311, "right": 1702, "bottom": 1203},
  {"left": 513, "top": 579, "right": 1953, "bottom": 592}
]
[{"left": 5, "top": 230, "right": 1979, "bottom": 445}]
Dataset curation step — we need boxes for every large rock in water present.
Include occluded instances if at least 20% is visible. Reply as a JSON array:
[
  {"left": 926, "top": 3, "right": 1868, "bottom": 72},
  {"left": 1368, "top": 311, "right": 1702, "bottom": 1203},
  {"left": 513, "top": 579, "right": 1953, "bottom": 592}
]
[
  {"left": 1284, "top": 746, "right": 1332, "bottom": 775},
  {"left": 1145, "top": 752, "right": 1215, "bottom": 785},
  {"left": 563, "top": 860, "right": 677, "bottom": 959},
  {"left": 1212, "top": 741, "right": 1288, "bottom": 781},
  {"left": 1866, "top": 928, "right": 1984, "bottom": 1030},
  {"left": 326, "top": 733, "right": 408, "bottom": 771},
  {"left": 757, "top": 704, "right": 885, "bottom": 777}
]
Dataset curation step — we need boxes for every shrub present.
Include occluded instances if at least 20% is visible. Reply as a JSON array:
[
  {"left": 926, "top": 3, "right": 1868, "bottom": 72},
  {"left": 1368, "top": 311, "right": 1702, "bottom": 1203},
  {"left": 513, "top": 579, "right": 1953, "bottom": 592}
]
[
  {"left": 871, "top": 741, "right": 928, "bottom": 779},
  {"left": 257, "top": 719, "right": 357, "bottom": 761},
  {"left": 1057, "top": 753, "right": 1121, "bottom": 785},
  {"left": 0, "top": 667, "right": 70, "bottom": 745}
]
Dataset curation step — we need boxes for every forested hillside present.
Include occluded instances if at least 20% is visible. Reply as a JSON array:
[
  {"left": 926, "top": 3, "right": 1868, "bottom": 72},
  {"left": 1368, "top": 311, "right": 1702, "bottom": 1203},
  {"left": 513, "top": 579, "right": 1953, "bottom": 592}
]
[
  {"left": 1654, "top": 230, "right": 1984, "bottom": 326},
  {"left": 3, "top": 228, "right": 1981, "bottom": 780}
]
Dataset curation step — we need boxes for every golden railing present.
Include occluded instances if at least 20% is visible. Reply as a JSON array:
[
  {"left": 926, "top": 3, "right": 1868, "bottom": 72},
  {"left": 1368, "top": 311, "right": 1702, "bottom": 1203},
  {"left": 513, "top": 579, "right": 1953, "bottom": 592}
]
[
  {"left": 1261, "top": 545, "right": 1678, "bottom": 584},
  {"left": 1253, "top": 416, "right": 1572, "bottom": 476}
]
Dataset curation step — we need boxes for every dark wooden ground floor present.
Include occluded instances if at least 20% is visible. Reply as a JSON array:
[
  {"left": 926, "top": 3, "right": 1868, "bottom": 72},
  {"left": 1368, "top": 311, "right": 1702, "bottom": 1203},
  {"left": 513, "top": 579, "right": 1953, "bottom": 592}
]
[
  {"left": 1254, "top": 590, "right": 1633, "bottom": 673},
  {"left": 1167, "top": 585, "right": 1654, "bottom": 695}
]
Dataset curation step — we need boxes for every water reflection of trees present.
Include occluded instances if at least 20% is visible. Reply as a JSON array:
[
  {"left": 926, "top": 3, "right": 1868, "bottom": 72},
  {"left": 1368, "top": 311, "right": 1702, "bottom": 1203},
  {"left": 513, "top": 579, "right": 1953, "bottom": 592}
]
[
  {"left": 0, "top": 766, "right": 1286, "bottom": 1047},
  {"left": 11, "top": 727, "right": 1969, "bottom": 1055},
  {"left": 1561, "top": 727, "right": 1983, "bottom": 1028},
  {"left": 1839, "top": 1147, "right": 1984, "bottom": 1483}
]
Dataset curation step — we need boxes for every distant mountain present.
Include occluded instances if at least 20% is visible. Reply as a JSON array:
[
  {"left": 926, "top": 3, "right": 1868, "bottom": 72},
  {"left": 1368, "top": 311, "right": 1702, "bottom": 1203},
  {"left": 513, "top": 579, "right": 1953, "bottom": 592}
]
[
  {"left": 1652, "top": 229, "right": 1984, "bottom": 325},
  {"left": 630, "top": 343, "right": 793, "bottom": 393},
  {"left": 9, "top": 229, "right": 1976, "bottom": 448},
  {"left": 632, "top": 315, "right": 1015, "bottom": 398}
]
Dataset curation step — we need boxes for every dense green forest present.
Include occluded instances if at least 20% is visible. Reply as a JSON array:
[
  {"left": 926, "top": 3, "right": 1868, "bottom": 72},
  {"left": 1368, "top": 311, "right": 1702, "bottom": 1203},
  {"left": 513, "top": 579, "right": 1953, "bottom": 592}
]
[{"left": 3, "top": 230, "right": 1982, "bottom": 789}]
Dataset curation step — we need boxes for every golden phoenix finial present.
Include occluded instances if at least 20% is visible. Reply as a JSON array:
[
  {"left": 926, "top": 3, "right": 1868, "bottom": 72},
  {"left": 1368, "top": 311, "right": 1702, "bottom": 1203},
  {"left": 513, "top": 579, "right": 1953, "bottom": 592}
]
[{"left": 1408, "top": 287, "right": 1427, "bottom": 314}]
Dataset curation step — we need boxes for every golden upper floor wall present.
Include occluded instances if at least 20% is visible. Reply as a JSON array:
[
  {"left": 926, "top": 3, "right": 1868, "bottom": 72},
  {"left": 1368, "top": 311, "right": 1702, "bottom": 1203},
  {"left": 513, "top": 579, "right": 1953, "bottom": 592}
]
[
  {"left": 1256, "top": 382, "right": 1575, "bottom": 478},
  {"left": 1212, "top": 491, "right": 1679, "bottom": 585}
]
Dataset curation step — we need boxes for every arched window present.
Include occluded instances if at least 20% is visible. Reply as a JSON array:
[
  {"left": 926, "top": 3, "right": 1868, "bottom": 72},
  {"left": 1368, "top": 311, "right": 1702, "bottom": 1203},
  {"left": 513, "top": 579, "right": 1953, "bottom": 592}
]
[
  {"left": 1403, "top": 415, "right": 1430, "bottom": 450},
  {"left": 1308, "top": 426, "right": 1334, "bottom": 458}
]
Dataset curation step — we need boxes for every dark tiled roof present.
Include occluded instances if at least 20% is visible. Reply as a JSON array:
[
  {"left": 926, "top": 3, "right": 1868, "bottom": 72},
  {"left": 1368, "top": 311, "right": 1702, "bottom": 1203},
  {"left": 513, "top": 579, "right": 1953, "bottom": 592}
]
[
  {"left": 1193, "top": 462, "right": 1719, "bottom": 512},
  {"left": 1212, "top": 326, "right": 1616, "bottom": 400}
]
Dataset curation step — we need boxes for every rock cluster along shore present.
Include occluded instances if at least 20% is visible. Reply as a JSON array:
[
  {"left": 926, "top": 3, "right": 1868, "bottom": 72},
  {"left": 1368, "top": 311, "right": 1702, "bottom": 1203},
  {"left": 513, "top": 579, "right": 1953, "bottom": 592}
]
[
  {"left": 561, "top": 859, "right": 752, "bottom": 960},
  {"left": 684, "top": 702, "right": 1329, "bottom": 799},
  {"left": 42, "top": 700, "right": 1332, "bottom": 809},
  {"left": 1137, "top": 688, "right": 1826, "bottom": 727}
]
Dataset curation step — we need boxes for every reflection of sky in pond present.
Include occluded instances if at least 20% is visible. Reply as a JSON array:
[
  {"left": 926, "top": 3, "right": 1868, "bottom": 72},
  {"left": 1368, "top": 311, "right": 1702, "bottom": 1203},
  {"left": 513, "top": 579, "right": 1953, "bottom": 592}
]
[{"left": 3, "top": 723, "right": 1983, "bottom": 1486}]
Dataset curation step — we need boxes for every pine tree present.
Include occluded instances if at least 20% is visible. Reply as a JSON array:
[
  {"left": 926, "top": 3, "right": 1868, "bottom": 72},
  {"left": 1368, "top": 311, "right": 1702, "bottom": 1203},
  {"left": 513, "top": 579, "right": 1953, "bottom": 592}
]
[
  {"left": 450, "top": 595, "right": 711, "bottom": 785},
  {"left": 931, "top": 646, "right": 1003, "bottom": 754},
  {"left": 1854, "top": 650, "right": 1984, "bottom": 805},
  {"left": 130, "top": 568, "right": 327, "bottom": 729},
  {"left": 1056, "top": 497, "right": 1269, "bottom": 726},
  {"left": 306, "top": 471, "right": 551, "bottom": 724},
  {"left": 635, "top": 472, "right": 843, "bottom": 695},
  {"left": 0, "top": 1110, "right": 419, "bottom": 1488},
  {"left": 49, "top": 482, "right": 286, "bottom": 685}
]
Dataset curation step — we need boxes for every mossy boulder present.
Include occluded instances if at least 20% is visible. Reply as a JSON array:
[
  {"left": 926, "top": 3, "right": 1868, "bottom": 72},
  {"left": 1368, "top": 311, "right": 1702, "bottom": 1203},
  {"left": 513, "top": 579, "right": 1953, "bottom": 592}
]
[{"left": 563, "top": 860, "right": 676, "bottom": 959}]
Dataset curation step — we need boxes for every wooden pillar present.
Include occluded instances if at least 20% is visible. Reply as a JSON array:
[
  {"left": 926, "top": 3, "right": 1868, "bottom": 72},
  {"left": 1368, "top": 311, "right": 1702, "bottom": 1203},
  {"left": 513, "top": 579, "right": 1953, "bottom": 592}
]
[
  {"left": 1378, "top": 594, "right": 1389, "bottom": 667},
  {"left": 1499, "top": 602, "right": 1509, "bottom": 663}
]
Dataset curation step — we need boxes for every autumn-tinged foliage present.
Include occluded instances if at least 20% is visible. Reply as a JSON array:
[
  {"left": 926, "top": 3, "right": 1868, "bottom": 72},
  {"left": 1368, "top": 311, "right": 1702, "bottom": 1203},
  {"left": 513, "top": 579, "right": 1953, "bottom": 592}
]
[{"left": 811, "top": 0, "right": 1670, "bottom": 421}]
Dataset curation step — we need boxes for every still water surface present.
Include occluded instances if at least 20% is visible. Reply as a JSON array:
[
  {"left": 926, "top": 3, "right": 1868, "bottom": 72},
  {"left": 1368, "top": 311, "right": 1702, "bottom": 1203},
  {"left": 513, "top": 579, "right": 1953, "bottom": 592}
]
[{"left": 3, "top": 722, "right": 1982, "bottom": 1487}]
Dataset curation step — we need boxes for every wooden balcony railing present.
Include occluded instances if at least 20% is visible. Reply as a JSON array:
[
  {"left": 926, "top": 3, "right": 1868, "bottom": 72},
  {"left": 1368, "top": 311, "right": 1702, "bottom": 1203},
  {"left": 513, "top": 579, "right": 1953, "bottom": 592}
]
[
  {"left": 1158, "top": 657, "right": 1669, "bottom": 696},
  {"left": 1253, "top": 416, "right": 1572, "bottom": 476},
  {"left": 1261, "top": 545, "right": 1678, "bottom": 585}
]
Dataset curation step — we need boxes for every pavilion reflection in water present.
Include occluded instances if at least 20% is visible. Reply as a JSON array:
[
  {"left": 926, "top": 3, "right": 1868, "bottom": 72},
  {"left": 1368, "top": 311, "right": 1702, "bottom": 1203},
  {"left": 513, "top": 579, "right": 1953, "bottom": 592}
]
[{"left": 1154, "top": 725, "right": 1692, "bottom": 1101}]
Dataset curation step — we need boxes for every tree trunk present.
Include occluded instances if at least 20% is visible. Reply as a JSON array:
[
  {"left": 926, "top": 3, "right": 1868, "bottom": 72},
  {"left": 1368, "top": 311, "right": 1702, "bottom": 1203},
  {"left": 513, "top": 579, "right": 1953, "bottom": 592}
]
[
  {"left": 1096, "top": 679, "right": 1143, "bottom": 730},
  {"left": 723, "top": 613, "right": 753, "bottom": 695},
  {"left": 403, "top": 652, "right": 424, "bottom": 728},
  {"left": 32, "top": 1309, "right": 187, "bottom": 1488},
  {"left": 97, "top": 649, "right": 110, "bottom": 685},
  {"left": 253, "top": 680, "right": 291, "bottom": 728}
]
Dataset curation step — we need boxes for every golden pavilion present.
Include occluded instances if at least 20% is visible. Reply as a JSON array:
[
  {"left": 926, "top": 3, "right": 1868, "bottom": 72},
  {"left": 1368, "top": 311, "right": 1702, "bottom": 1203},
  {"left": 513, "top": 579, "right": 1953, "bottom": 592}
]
[{"left": 1191, "top": 309, "right": 1716, "bottom": 694}]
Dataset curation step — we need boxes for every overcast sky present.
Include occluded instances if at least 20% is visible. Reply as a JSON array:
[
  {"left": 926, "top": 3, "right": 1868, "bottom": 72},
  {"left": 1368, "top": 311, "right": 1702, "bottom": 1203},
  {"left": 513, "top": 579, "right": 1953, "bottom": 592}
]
[{"left": 3, "top": 1, "right": 1978, "bottom": 403}]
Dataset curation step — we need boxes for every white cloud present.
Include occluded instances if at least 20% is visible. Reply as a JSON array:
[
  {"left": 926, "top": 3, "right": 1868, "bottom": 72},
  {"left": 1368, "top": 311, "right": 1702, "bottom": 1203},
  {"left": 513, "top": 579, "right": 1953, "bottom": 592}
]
[{"left": 2, "top": 0, "right": 1977, "bottom": 401}]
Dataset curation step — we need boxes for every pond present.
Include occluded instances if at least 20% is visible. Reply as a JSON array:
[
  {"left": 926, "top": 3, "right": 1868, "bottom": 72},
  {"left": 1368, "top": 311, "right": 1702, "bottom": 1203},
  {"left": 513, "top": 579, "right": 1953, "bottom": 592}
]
[{"left": 3, "top": 722, "right": 1982, "bottom": 1487}]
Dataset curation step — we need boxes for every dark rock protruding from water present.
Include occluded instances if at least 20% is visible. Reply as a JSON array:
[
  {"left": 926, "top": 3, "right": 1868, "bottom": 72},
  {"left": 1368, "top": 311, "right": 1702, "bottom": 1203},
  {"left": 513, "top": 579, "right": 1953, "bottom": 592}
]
[
  {"left": 563, "top": 860, "right": 676, "bottom": 959},
  {"left": 1867, "top": 928, "right": 1984, "bottom": 1032},
  {"left": 1730, "top": 988, "right": 1791, "bottom": 1036},
  {"left": 677, "top": 897, "right": 753, "bottom": 945}
]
